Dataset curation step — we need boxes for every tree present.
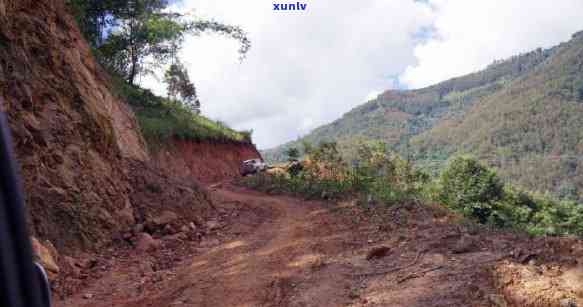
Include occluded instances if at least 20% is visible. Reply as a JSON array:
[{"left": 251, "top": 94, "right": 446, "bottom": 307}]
[
  {"left": 285, "top": 147, "right": 300, "bottom": 161},
  {"left": 67, "top": 0, "right": 119, "bottom": 46},
  {"left": 311, "top": 142, "right": 343, "bottom": 165},
  {"left": 558, "top": 181, "right": 578, "bottom": 201},
  {"left": 439, "top": 155, "right": 504, "bottom": 223},
  {"left": 302, "top": 140, "right": 314, "bottom": 155},
  {"left": 164, "top": 60, "right": 200, "bottom": 114},
  {"left": 68, "top": 0, "right": 251, "bottom": 85}
]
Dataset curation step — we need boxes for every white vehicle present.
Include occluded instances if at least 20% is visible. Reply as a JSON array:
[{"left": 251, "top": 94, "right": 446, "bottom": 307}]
[{"left": 240, "top": 159, "right": 267, "bottom": 176}]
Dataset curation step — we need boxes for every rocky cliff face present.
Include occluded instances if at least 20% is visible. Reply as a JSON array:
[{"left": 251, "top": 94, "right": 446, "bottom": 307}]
[
  {"left": 0, "top": 0, "right": 149, "bottom": 252},
  {"left": 0, "top": 0, "right": 259, "bottom": 256}
]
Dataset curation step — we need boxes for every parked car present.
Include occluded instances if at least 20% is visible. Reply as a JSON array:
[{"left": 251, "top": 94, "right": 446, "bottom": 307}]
[{"left": 240, "top": 159, "right": 267, "bottom": 176}]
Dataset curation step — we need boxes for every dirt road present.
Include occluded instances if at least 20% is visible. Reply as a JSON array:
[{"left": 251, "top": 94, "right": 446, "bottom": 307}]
[
  {"left": 59, "top": 184, "right": 580, "bottom": 307},
  {"left": 129, "top": 186, "right": 360, "bottom": 307}
]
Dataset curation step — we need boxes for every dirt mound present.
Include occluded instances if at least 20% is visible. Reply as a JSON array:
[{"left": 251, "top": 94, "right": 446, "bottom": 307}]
[
  {"left": 127, "top": 160, "right": 214, "bottom": 232},
  {"left": 51, "top": 160, "right": 218, "bottom": 299},
  {"left": 151, "top": 139, "right": 262, "bottom": 184},
  {"left": 492, "top": 236, "right": 583, "bottom": 307}
]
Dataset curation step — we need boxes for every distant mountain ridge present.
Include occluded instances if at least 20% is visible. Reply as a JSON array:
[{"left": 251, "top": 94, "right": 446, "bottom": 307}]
[{"left": 264, "top": 30, "right": 583, "bottom": 200}]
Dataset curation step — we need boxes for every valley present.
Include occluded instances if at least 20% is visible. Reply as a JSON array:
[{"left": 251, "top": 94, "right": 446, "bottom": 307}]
[{"left": 265, "top": 34, "right": 583, "bottom": 202}]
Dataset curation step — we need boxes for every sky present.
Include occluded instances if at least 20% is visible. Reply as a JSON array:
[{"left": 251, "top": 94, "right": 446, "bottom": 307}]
[{"left": 142, "top": 0, "right": 583, "bottom": 149}]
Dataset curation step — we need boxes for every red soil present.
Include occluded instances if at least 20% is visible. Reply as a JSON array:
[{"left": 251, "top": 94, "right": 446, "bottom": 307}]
[{"left": 151, "top": 140, "right": 262, "bottom": 184}]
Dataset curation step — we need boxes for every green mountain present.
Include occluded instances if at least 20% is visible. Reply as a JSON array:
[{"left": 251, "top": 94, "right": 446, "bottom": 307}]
[{"left": 264, "top": 31, "right": 583, "bottom": 200}]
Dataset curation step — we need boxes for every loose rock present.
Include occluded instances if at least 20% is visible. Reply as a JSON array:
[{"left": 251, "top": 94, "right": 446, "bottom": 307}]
[
  {"left": 487, "top": 294, "right": 507, "bottom": 307},
  {"left": 62, "top": 256, "right": 81, "bottom": 276},
  {"left": 453, "top": 235, "right": 477, "bottom": 254},
  {"left": 135, "top": 233, "right": 160, "bottom": 252},
  {"left": 31, "top": 237, "right": 60, "bottom": 277},
  {"left": 133, "top": 223, "right": 145, "bottom": 234},
  {"left": 148, "top": 210, "right": 179, "bottom": 227},
  {"left": 366, "top": 246, "right": 391, "bottom": 260},
  {"left": 206, "top": 221, "right": 220, "bottom": 231},
  {"left": 560, "top": 298, "right": 577, "bottom": 307}
]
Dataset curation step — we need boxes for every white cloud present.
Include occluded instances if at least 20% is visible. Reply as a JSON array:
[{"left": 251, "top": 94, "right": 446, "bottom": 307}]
[
  {"left": 401, "top": 0, "right": 583, "bottom": 88},
  {"left": 141, "top": 0, "right": 583, "bottom": 149},
  {"left": 142, "top": 0, "right": 433, "bottom": 149}
]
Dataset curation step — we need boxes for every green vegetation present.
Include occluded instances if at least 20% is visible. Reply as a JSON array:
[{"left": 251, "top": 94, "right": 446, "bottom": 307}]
[
  {"left": 285, "top": 147, "right": 300, "bottom": 161},
  {"left": 438, "top": 156, "right": 504, "bottom": 223},
  {"left": 67, "top": 0, "right": 250, "bottom": 85},
  {"left": 437, "top": 156, "right": 583, "bottom": 236},
  {"left": 116, "top": 82, "right": 251, "bottom": 145},
  {"left": 264, "top": 32, "right": 583, "bottom": 202},
  {"left": 246, "top": 142, "right": 427, "bottom": 204},
  {"left": 253, "top": 142, "right": 583, "bottom": 237},
  {"left": 67, "top": 0, "right": 253, "bottom": 145},
  {"left": 164, "top": 60, "right": 200, "bottom": 114}
]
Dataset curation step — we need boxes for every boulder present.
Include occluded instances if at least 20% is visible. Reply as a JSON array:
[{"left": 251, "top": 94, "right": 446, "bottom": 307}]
[
  {"left": 146, "top": 210, "right": 179, "bottom": 231},
  {"left": 487, "top": 294, "right": 507, "bottom": 307},
  {"left": 62, "top": 256, "right": 81, "bottom": 276},
  {"left": 206, "top": 220, "right": 220, "bottom": 231},
  {"left": 164, "top": 232, "right": 187, "bottom": 242},
  {"left": 31, "top": 237, "right": 60, "bottom": 278},
  {"left": 117, "top": 199, "right": 135, "bottom": 226},
  {"left": 452, "top": 235, "right": 477, "bottom": 254},
  {"left": 560, "top": 298, "right": 577, "bottom": 307},
  {"left": 133, "top": 223, "right": 145, "bottom": 234},
  {"left": 134, "top": 233, "right": 160, "bottom": 252},
  {"left": 366, "top": 246, "right": 391, "bottom": 260}
]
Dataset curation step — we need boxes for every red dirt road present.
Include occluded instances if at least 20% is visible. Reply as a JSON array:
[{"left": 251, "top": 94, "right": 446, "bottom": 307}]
[{"left": 58, "top": 184, "right": 583, "bottom": 307}]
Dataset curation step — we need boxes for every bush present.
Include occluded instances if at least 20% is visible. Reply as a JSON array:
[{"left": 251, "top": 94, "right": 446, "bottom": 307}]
[
  {"left": 498, "top": 190, "right": 583, "bottom": 236},
  {"left": 285, "top": 147, "right": 300, "bottom": 161},
  {"left": 352, "top": 142, "right": 428, "bottom": 204},
  {"left": 243, "top": 141, "right": 428, "bottom": 204},
  {"left": 245, "top": 147, "right": 583, "bottom": 238},
  {"left": 439, "top": 155, "right": 504, "bottom": 222}
]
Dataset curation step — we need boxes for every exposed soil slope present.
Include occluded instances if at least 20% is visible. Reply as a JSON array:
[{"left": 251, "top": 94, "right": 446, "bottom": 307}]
[
  {"left": 58, "top": 184, "right": 583, "bottom": 307},
  {"left": 0, "top": 0, "right": 256, "bottom": 259},
  {"left": 0, "top": 0, "right": 148, "bottom": 252},
  {"left": 151, "top": 139, "right": 262, "bottom": 184}
]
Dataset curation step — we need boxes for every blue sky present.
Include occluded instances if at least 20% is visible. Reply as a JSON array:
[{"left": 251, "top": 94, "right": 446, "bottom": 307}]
[{"left": 142, "top": 0, "right": 583, "bottom": 149}]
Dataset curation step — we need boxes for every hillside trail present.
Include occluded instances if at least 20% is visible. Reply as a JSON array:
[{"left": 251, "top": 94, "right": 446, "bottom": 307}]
[{"left": 58, "top": 183, "right": 527, "bottom": 307}]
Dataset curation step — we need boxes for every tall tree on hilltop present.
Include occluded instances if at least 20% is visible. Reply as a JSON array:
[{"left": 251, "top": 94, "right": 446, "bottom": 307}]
[
  {"left": 164, "top": 60, "right": 200, "bottom": 114},
  {"left": 68, "top": 0, "right": 251, "bottom": 85}
]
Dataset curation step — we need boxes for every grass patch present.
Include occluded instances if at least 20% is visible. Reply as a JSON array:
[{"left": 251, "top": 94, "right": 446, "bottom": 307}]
[{"left": 112, "top": 77, "right": 252, "bottom": 147}]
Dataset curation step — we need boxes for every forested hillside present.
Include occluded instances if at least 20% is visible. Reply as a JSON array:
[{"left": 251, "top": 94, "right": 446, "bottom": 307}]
[{"left": 264, "top": 31, "right": 583, "bottom": 201}]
